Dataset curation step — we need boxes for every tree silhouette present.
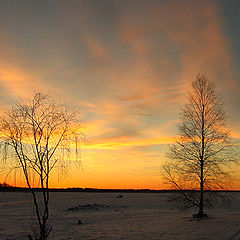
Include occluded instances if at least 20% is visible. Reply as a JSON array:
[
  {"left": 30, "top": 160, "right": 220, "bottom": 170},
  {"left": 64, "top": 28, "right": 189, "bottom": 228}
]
[
  {"left": 163, "top": 74, "right": 237, "bottom": 218},
  {"left": 0, "top": 92, "right": 83, "bottom": 240}
]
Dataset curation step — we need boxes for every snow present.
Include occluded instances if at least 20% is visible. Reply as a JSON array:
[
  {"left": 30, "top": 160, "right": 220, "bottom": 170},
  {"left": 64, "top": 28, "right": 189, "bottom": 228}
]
[{"left": 0, "top": 192, "right": 240, "bottom": 239}]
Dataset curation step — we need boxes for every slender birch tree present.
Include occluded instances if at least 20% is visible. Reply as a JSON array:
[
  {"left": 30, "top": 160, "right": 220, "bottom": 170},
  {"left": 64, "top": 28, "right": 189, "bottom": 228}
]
[
  {"left": 0, "top": 92, "right": 82, "bottom": 239},
  {"left": 163, "top": 74, "right": 237, "bottom": 218}
]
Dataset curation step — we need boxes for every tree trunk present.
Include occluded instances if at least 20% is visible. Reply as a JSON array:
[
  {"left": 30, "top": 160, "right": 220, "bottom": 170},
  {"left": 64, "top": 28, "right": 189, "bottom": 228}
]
[
  {"left": 195, "top": 103, "right": 207, "bottom": 218},
  {"left": 198, "top": 159, "right": 205, "bottom": 217},
  {"left": 40, "top": 224, "right": 45, "bottom": 240}
]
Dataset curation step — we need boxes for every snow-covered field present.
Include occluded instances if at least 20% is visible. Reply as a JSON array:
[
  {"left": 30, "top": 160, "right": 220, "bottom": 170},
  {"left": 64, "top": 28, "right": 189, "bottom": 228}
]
[{"left": 0, "top": 191, "right": 240, "bottom": 240}]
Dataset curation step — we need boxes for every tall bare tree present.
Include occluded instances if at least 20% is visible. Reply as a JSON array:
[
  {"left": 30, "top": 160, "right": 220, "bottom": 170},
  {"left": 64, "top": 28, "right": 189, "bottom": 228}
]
[
  {"left": 163, "top": 74, "right": 237, "bottom": 218},
  {"left": 0, "top": 92, "right": 82, "bottom": 239}
]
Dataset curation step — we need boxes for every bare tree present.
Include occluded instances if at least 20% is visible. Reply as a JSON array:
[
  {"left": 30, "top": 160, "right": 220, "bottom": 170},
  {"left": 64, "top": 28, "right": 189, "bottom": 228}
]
[
  {"left": 0, "top": 92, "right": 82, "bottom": 239},
  {"left": 163, "top": 74, "right": 238, "bottom": 218}
]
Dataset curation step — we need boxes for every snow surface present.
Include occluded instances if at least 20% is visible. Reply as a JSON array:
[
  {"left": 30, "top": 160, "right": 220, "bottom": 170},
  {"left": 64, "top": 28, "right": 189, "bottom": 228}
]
[{"left": 0, "top": 192, "right": 240, "bottom": 240}]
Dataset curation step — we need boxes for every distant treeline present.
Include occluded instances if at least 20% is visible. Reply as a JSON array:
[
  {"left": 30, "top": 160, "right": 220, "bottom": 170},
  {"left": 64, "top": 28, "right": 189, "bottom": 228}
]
[{"left": 0, "top": 184, "right": 239, "bottom": 193}]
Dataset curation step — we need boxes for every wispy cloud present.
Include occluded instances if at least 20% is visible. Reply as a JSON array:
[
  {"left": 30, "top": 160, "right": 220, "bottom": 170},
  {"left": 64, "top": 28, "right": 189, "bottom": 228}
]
[
  {"left": 0, "top": 64, "right": 45, "bottom": 98},
  {"left": 87, "top": 136, "right": 175, "bottom": 150}
]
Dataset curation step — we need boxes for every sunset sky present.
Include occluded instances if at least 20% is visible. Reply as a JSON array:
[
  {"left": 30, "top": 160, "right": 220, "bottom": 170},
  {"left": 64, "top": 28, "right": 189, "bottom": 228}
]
[{"left": 0, "top": 0, "right": 240, "bottom": 189}]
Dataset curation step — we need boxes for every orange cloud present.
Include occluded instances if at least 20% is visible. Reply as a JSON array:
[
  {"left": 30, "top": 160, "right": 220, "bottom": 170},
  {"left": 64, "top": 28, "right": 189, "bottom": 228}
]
[
  {"left": 84, "top": 119, "right": 114, "bottom": 138},
  {"left": 117, "top": 0, "right": 236, "bottom": 103},
  {"left": 85, "top": 34, "right": 109, "bottom": 60},
  {"left": 0, "top": 64, "right": 42, "bottom": 97},
  {"left": 231, "top": 131, "right": 240, "bottom": 140},
  {"left": 86, "top": 136, "right": 175, "bottom": 150}
]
